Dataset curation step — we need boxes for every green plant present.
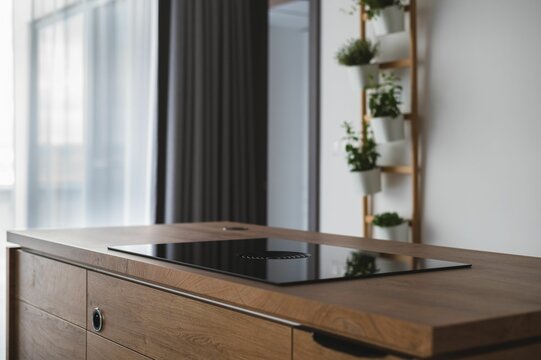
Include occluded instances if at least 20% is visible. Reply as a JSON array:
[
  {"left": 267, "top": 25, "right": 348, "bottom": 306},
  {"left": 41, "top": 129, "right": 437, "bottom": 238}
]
[
  {"left": 368, "top": 73, "right": 402, "bottom": 118},
  {"left": 342, "top": 122, "right": 379, "bottom": 172},
  {"left": 372, "top": 212, "right": 404, "bottom": 227},
  {"left": 336, "top": 38, "right": 378, "bottom": 66},
  {"left": 359, "top": 0, "right": 403, "bottom": 19}
]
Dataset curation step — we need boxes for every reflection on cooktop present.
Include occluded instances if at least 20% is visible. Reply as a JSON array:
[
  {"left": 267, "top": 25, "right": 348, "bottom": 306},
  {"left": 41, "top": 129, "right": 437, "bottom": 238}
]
[{"left": 108, "top": 238, "right": 471, "bottom": 285}]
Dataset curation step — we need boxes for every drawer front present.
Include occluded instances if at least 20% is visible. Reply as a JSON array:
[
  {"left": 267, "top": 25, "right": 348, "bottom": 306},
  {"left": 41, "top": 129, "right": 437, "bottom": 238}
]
[
  {"left": 13, "top": 250, "right": 86, "bottom": 327},
  {"left": 87, "top": 332, "right": 152, "bottom": 360},
  {"left": 445, "top": 341, "right": 541, "bottom": 360},
  {"left": 293, "top": 329, "right": 407, "bottom": 360},
  {"left": 11, "top": 301, "right": 86, "bottom": 360},
  {"left": 87, "top": 271, "right": 292, "bottom": 360}
]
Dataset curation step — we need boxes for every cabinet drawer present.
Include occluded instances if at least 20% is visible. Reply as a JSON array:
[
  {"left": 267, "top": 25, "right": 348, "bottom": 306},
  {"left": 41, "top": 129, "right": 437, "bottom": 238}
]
[
  {"left": 87, "top": 332, "right": 152, "bottom": 360},
  {"left": 293, "top": 329, "right": 407, "bottom": 360},
  {"left": 12, "top": 250, "right": 86, "bottom": 327},
  {"left": 444, "top": 340, "right": 541, "bottom": 360},
  {"left": 87, "top": 271, "right": 292, "bottom": 360},
  {"left": 11, "top": 301, "right": 86, "bottom": 360}
]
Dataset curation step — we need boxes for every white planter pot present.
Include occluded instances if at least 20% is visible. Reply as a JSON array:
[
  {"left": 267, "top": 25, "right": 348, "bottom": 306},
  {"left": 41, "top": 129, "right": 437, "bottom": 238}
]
[
  {"left": 372, "top": 6, "right": 405, "bottom": 37},
  {"left": 373, "top": 222, "right": 409, "bottom": 241},
  {"left": 347, "top": 64, "right": 379, "bottom": 90},
  {"left": 371, "top": 115, "right": 405, "bottom": 143},
  {"left": 352, "top": 168, "right": 381, "bottom": 195}
]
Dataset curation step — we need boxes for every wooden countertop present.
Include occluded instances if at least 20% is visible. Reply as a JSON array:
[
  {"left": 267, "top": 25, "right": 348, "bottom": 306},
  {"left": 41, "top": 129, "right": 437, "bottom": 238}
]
[{"left": 7, "top": 222, "right": 541, "bottom": 358}]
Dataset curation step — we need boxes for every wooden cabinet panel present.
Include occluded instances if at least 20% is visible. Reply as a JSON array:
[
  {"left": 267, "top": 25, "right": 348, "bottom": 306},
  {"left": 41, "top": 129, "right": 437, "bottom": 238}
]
[
  {"left": 293, "top": 329, "right": 406, "bottom": 360},
  {"left": 12, "top": 250, "right": 86, "bottom": 327},
  {"left": 11, "top": 301, "right": 86, "bottom": 360},
  {"left": 87, "top": 271, "right": 292, "bottom": 360},
  {"left": 87, "top": 332, "right": 152, "bottom": 360},
  {"left": 10, "top": 222, "right": 541, "bottom": 358},
  {"left": 293, "top": 329, "right": 541, "bottom": 360},
  {"left": 444, "top": 341, "right": 541, "bottom": 360}
]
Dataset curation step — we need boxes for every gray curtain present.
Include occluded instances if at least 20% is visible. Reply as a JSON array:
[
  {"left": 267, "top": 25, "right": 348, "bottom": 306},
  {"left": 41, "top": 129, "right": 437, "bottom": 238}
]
[{"left": 156, "top": 0, "right": 268, "bottom": 224}]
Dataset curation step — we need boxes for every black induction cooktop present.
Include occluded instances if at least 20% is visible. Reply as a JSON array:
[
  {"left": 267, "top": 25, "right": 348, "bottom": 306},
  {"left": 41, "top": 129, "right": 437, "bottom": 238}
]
[{"left": 108, "top": 238, "right": 471, "bottom": 285}]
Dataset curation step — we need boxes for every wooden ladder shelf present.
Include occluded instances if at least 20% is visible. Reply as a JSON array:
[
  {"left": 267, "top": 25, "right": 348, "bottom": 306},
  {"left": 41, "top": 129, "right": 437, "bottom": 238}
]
[{"left": 360, "top": 0, "right": 421, "bottom": 244}]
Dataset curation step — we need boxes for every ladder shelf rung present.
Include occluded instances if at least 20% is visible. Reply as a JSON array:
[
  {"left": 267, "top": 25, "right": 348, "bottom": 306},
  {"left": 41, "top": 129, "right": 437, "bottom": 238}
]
[
  {"left": 360, "top": 0, "right": 420, "bottom": 244},
  {"left": 379, "top": 59, "right": 411, "bottom": 70},
  {"left": 381, "top": 166, "right": 413, "bottom": 174}
]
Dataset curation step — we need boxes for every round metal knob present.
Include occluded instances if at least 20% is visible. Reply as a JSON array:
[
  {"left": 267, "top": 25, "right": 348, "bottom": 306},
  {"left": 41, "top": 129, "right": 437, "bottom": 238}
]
[{"left": 92, "top": 308, "right": 104, "bottom": 332}]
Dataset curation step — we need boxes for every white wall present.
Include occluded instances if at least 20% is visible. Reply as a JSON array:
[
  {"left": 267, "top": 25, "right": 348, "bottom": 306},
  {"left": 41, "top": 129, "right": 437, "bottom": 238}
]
[
  {"left": 268, "top": 2, "right": 310, "bottom": 230},
  {"left": 320, "top": 0, "right": 541, "bottom": 257},
  {"left": 320, "top": 0, "right": 363, "bottom": 237}
]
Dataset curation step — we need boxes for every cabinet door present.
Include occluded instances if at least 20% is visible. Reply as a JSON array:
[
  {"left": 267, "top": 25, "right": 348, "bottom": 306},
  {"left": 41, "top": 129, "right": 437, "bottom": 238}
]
[
  {"left": 87, "top": 332, "right": 152, "bottom": 360},
  {"left": 12, "top": 250, "right": 86, "bottom": 327},
  {"left": 87, "top": 271, "right": 292, "bottom": 360},
  {"left": 11, "top": 301, "right": 86, "bottom": 360},
  {"left": 444, "top": 341, "right": 541, "bottom": 360},
  {"left": 293, "top": 329, "right": 406, "bottom": 360}
]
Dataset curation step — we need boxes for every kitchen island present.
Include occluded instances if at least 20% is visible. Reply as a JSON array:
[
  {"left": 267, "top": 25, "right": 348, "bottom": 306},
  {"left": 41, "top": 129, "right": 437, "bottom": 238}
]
[{"left": 6, "top": 222, "right": 541, "bottom": 359}]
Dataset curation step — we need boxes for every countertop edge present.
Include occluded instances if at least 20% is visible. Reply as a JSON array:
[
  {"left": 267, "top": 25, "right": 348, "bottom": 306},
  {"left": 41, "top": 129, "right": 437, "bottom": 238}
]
[{"left": 7, "top": 229, "right": 435, "bottom": 357}]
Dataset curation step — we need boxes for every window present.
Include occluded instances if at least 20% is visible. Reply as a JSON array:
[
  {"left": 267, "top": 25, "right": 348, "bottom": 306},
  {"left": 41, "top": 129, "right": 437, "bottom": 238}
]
[
  {"left": 0, "top": 0, "right": 15, "bottom": 235},
  {"left": 25, "top": 0, "right": 157, "bottom": 228}
]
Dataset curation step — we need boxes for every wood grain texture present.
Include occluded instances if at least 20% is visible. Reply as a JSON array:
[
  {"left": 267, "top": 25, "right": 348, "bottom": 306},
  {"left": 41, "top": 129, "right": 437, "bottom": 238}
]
[
  {"left": 293, "top": 329, "right": 405, "bottom": 360},
  {"left": 87, "top": 332, "right": 152, "bottom": 360},
  {"left": 408, "top": 0, "right": 421, "bottom": 245},
  {"left": 378, "top": 58, "right": 411, "bottom": 70},
  {"left": 294, "top": 329, "right": 541, "bottom": 360},
  {"left": 87, "top": 271, "right": 292, "bottom": 360},
  {"left": 380, "top": 166, "right": 414, "bottom": 174},
  {"left": 12, "top": 250, "right": 86, "bottom": 327},
  {"left": 11, "top": 301, "right": 86, "bottom": 360},
  {"left": 8, "top": 222, "right": 541, "bottom": 357},
  {"left": 449, "top": 342, "right": 541, "bottom": 360},
  {"left": 360, "top": 0, "right": 370, "bottom": 240}
]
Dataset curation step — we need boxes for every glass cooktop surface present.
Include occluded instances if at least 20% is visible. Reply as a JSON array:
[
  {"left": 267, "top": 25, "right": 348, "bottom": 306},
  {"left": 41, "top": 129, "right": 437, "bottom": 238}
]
[{"left": 108, "top": 238, "right": 471, "bottom": 285}]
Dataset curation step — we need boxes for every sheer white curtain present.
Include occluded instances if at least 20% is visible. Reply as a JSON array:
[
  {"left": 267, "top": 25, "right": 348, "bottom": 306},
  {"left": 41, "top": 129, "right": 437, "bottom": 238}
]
[
  {"left": 0, "top": 0, "right": 14, "bottom": 357},
  {"left": 19, "top": 0, "right": 157, "bottom": 229}
]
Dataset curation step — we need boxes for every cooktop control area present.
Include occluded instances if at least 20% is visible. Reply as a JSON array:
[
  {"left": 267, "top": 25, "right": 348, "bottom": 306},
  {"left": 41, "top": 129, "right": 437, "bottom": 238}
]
[{"left": 108, "top": 238, "right": 471, "bottom": 285}]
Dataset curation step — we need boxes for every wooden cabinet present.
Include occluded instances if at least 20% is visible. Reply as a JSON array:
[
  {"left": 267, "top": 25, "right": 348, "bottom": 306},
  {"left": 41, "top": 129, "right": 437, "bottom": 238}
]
[
  {"left": 87, "top": 332, "right": 151, "bottom": 360},
  {"left": 293, "top": 329, "right": 406, "bottom": 360},
  {"left": 292, "top": 329, "right": 541, "bottom": 360},
  {"left": 8, "top": 239, "right": 541, "bottom": 360},
  {"left": 11, "top": 301, "right": 86, "bottom": 360},
  {"left": 9, "top": 251, "right": 293, "bottom": 360},
  {"left": 12, "top": 250, "right": 86, "bottom": 327},
  {"left": 87, "top": 271, "right": 292, "bottom": 360},
  {"left": 10, "top": 250, "right": 88, "bottom": 360},
  {"left": 441, "top": 342, "right": 541, "bottom": 360}
]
